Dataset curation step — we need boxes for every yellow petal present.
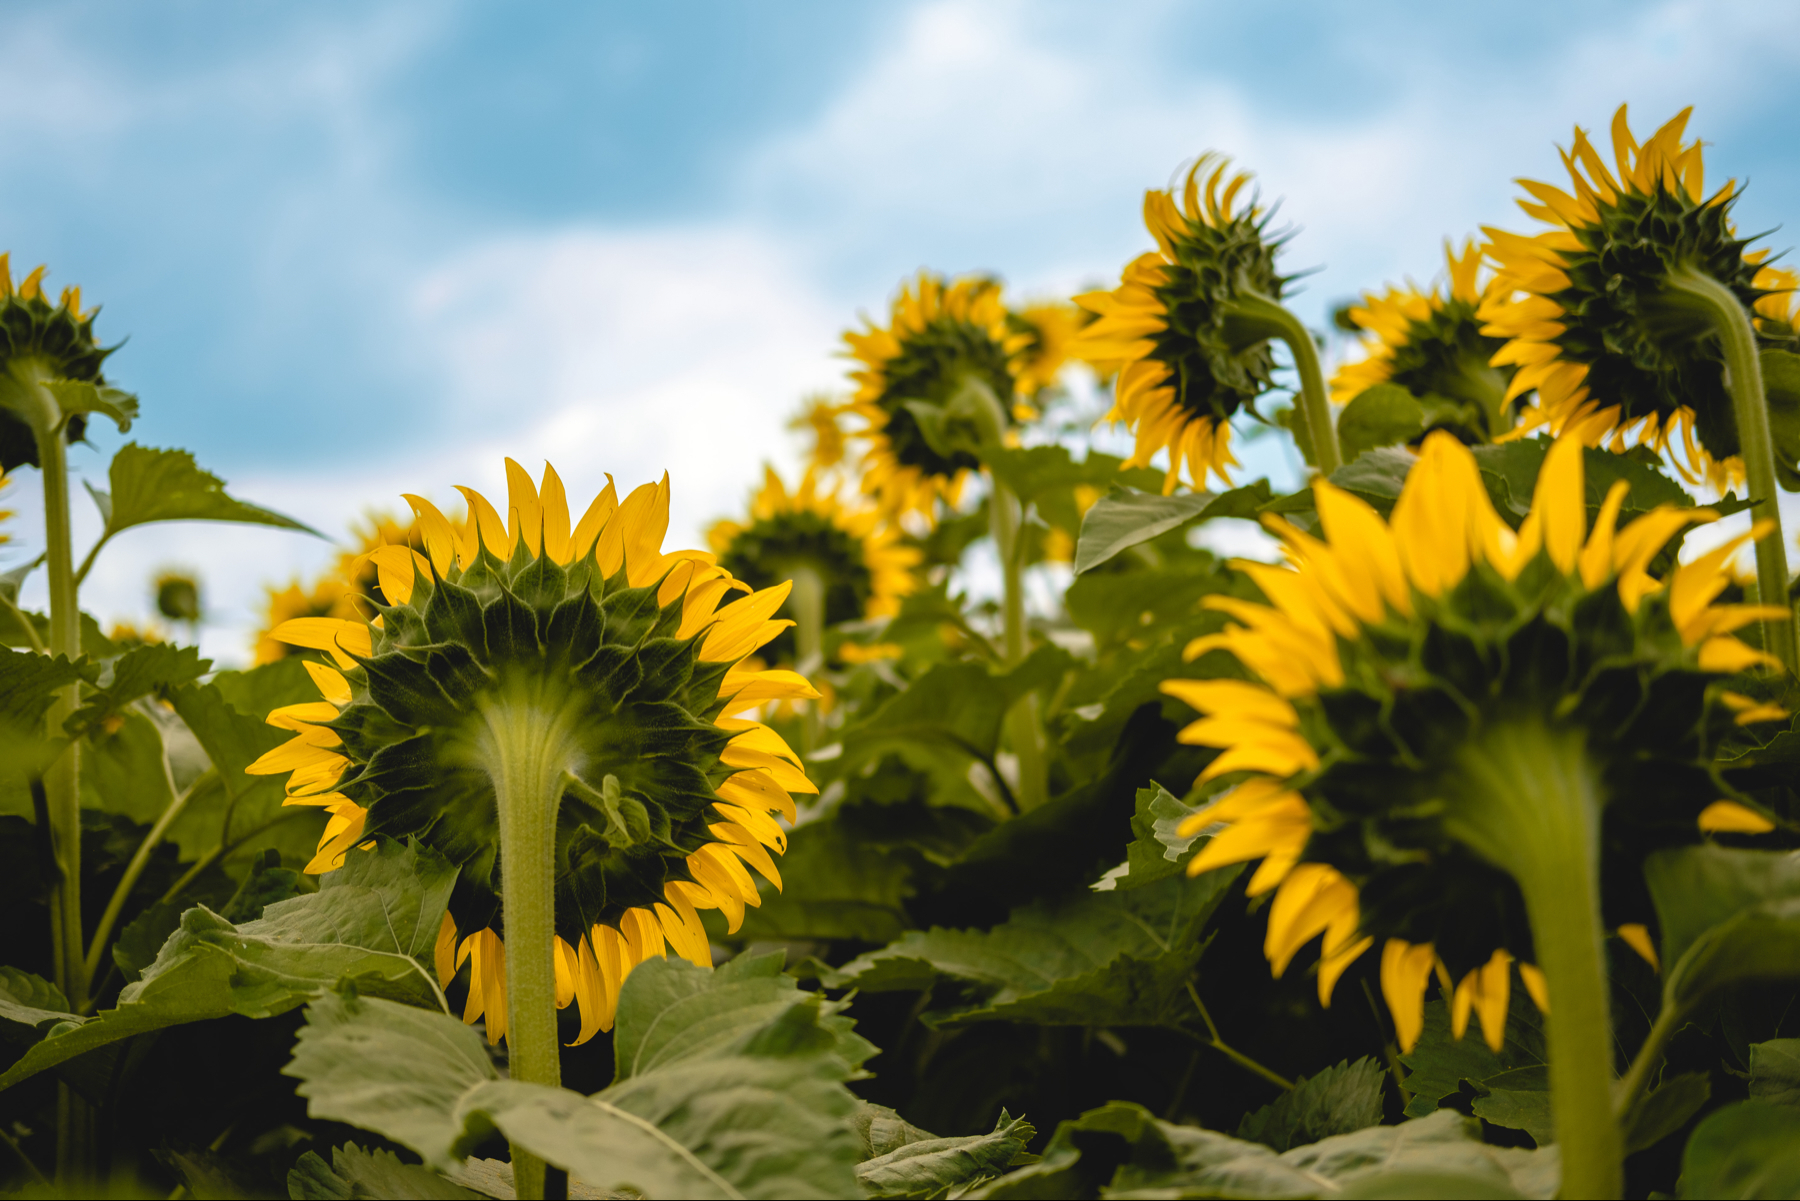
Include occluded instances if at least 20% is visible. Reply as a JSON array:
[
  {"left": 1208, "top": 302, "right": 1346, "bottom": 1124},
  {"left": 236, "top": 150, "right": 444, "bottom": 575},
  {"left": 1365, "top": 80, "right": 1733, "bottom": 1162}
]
[{"left": 1698, "top": 799, "right": 1776, "bottom": 834}]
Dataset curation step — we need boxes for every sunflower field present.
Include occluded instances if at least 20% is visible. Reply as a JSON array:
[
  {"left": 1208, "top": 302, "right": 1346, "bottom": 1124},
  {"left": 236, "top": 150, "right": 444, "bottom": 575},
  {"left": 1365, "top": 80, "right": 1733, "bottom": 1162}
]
[{"left": 6, "top": 104, "right": 1800, "bottom": 1200}]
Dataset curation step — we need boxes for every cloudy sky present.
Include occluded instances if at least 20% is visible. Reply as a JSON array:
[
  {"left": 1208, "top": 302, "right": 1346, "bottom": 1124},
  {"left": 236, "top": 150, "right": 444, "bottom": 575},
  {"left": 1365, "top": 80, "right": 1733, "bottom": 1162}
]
[{"left": 4, "top": 0, "right": 1799, "bottom": 662}]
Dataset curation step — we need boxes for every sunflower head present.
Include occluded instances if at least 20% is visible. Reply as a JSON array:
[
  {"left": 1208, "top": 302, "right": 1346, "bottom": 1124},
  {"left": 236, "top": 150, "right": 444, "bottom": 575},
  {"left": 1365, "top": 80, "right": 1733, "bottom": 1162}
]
[
  {"left": 790, "top": 394, "right": 851, "bottom": 474},
  {"left": 844, "top": 271, "right": 1030, "bottom": 520},
  {"left": 1162, "top": 432, "right": 1786, "bottom": 1049},
  {"left": 1482, "top": 106, "right": 1795, "bottom": 490},
  {"left": 0, "top": 255, "right": 116, "bottom": 471},
  {"left": 153, "top": 571, "right": 203, "bottom": 625},
  {"left": 709, "top": 466, "right": 918, "bottom": 640},
  {"left": 1332, "top": 240, "right": 1517, "bottom": 442},
  {"left": 1074, "top": 154, "right": 1294, "bottom": 493},
  {"left": 246, "top": 460, "right": 820, "bottom": 1041}
]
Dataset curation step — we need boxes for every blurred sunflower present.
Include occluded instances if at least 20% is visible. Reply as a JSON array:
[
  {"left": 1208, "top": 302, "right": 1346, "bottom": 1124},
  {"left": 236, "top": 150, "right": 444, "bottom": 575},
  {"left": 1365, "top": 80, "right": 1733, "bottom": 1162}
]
[
  {"left": 791, "top": 394, "right": 852, "bottom": 475},
  {"left": 1163, "top": 432, "right": 1784, "bottom": 1194},
  {"left": 1008, "top": 300, "right": 1083, "bottom": 407},
  {"left": 252, "top": 512, "right": 424, "bottom": 663},
  {"left": 247, "top": 459, "right": 818, "bottom": 1044},
  {"left": 843, "top": 271, "right": 1030, "bottom": 521},
  {"left": 1332, "top": 240, "right": 1518, "bottom": 442}
]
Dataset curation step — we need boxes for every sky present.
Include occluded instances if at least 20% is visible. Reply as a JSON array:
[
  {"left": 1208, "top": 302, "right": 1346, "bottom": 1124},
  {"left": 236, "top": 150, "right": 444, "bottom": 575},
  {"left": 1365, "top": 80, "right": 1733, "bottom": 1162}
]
[{"left": 3, "top": 0, "right": 1800, "bottom": 663}]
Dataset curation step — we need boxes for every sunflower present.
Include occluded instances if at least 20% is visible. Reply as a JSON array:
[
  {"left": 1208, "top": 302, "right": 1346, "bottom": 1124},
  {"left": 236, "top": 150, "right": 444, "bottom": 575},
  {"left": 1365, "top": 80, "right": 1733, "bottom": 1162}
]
[
  {"left": 843, "top": 271, "right": 1031, "bottom": 521},
  {"left": 709, "top": 465, "right": 918, "bottom": 630},
  {"left": 0, "top": 470, "right": 12, "bottom": 544},
  {"left": 253, "top": 577, "right": 359, "bottom": 664},
  {"left": 1331, "top": 240, "right": 1518, "bottom": 442},
  {"left": 246, "top": 459, "right": 819, "bottom": 1048},
  {"left": 1074, "top": 153, "right": 1330, "bottom": 492},
  {"left": 0, "top": 254, "right": 117, "bottom": 472},
  {"left": 1162, "top": 431, "right": 1783, "bottom": 1195},
  {"left": 790, "top": 394, "right": 851, "bottom": 475},
  {"left": 153, "top": 570, "right": 202, "bottom": 625},
  {"left": 1481, "top": 106, "right": 1795, "bottom": 490},
  {"left": 1008, "top": 300, "right": 1083, "bottom": 406}
]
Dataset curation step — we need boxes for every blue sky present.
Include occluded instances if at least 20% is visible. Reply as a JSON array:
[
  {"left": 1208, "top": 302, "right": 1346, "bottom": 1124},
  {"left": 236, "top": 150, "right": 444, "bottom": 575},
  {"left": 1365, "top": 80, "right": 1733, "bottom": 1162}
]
[{"left": 4, "top": 0, "right": 1799, "bottom": 660}]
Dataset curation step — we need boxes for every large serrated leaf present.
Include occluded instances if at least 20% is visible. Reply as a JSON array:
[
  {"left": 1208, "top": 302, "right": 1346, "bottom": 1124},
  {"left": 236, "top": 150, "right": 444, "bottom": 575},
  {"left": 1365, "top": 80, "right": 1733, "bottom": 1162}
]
[
  {"left": 0, "top": 838, "right": 453, "bottom": 1093},
  {"left": 1750, "top": 1038, "right": 1800, "bottom": 1110},
  {"left": 68, "top": 642, "right": 209, "bottom": 735},
  {"left": 102, "top": 443, "right": 318, "bottom": 536},
  {"left": 1677, "top": 1101, "right": 1800, "bottom": 1199},
  {"left": 826, "top": 867, "right": 1238, "bottom": 1028},
  {"left": 1399, "top": 989, "right": 1547, "bottom": 1131},
  {"left": 168, "top": 678, "right": 323, "bottom": 865},
  {"left": 287, "top": 954, "right": 865, "bottom": 1199},
  {"left": 1093, "top": 783, "right": 1206, "bottom": 892},
  {"left": 42, "top": 379, "right": 138, "bottom": 431},
  {"left": 289, "top": 1143, "right": 482, "bottom": 1200}
]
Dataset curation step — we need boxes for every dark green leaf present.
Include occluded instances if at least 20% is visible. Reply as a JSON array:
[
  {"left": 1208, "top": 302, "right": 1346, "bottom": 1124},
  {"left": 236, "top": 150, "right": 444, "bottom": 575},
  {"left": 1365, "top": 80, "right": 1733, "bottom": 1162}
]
[
  {"left": 0, "top": 966, "right": 70, "bottom": 1042},
  {"left": 1646, "top": 846, "right": 1800, "bottom": 1013},
  {"left": 1073, "top": 482, "right": 1272, "bottom": 575},
  {"left": 104, "top": 443, "right": 318, "bottom": 536},
  {"left": 1338, "top": 384, "right": 1425, "bottom": 461},
  {"left": 1094, "top": 783, "right": 1205, "bottom": 892},
  {"left": 826, "top": 868, "right": 1238, "bottom": 1028},
  {"left": 1468, "top": 1066, "right": 1554, "bottom": 1149},
  {"left": 857, "top": 1109, "right": 1035, "bottom": 1200},
  {"left": 169, "top": 679, "right": 324, "bottom": 866},
  {"left": 977, "top": 1104, "right": 1554, "bottom": 1200},
  {"left": 1236, "top": 1057, "right": 1387, "bottom": 1151},
  {"left": 288, "top": 955, "right": 866, "bottom": 1199},
  {"left": 0, "top": 838, "right": 454, "bottom": 1093},
  {"left": 1749, "top": 1039, "right": 1800, "bottom": 1109},
  {"left": 1623, "top": 1071, "right": 1710, "bottom": 1155},
  {"left": 736, "top": 812, "right": 917, "bottom": 944},
  {"left": 211, "top": 655, "right": 320, "bottom": 720},
  {"left": 1762, "top": 348, "right": 1800, "bottom": 491},
  {"left": 1471, "top": 438, "right": 1693, "bottom": 523},
  {"left": 1400, "top": 990, "right": 1547, "bottom": 1126},
  {"left": 81, "top": 709, "right": 174, "bottom": 825},
  {"left": 1677, "top": 1101, "right": 1800, "bottom": 1199},
  {"left": 68, "top": 642, "right": 209, "bottom": 735},
  {"left": 111, "top": 900, "right": 183, "bottom": 984}
]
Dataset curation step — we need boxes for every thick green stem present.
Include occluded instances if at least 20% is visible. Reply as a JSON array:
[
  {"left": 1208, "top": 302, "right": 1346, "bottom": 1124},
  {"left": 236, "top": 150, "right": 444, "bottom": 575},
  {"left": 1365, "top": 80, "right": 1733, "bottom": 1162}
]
[
  {"left": 1443, "top": 720, "right": 1622, "bottom": 1200},
  {"left": 1230, "top": 295, "right": 1342, "bottom": 476},
  {"left": 987, "top": 473, "right": 1048, "bottom": 810},
  {"left": 789, "top": 566, "right": 825, "bottom": 757},
  {"left": 478, "top": 691, "right": 579, "bottom": 1201},
  {"left": 1665, "top": 267, "right": 1795, "bottom": 673}
]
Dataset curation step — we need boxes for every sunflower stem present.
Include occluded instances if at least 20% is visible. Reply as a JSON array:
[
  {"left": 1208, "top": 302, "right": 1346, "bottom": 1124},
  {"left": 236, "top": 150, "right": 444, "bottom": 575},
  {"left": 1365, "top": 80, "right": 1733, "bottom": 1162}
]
[
  {"left": 1231, "top": 295, "right": 1342, "bottom": 476},
  {"left": 1615, "top": 1001, "right": 1685, "bottom": 1123},
  {"left": 789, "top": 565, "right": 825, "bottom": 757},
  {"left": 1665, "top": 266, "right": 1796, "bottom": 673},
  {"left": 1444, "top": 719, "right": 1621, "bottom": 1200},
  {"left": 478, "top": 690, "right": 579, "bottom": 1201},
  {"left": 84, "top": 766, "right": 217, "bottom": 985}
]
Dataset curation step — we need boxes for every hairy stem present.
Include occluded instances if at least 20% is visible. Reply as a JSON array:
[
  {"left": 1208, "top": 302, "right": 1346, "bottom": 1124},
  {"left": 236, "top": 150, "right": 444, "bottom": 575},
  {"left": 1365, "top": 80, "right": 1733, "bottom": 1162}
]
[
  {"left": 1666, "top": 266, "right": 1795, "bottom": 672},
  {"left": 1444, "top": 720, "right": 1621, "bottom": 1200},
  {"left": 1231, "top": 294, "right": 1342, "bottom": 476},
  {"left": 988, "top": 473, "right": 1048, "bottom": 810},
  {"left": 479, "top": 690, "right": 578, "bottom": 1201}
]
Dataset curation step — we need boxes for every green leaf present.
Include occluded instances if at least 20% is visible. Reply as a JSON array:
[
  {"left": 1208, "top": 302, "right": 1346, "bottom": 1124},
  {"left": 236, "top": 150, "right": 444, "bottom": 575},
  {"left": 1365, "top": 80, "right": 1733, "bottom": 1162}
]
[
  {"left": 1471, "top": 437, "right": 1694, "bottom": 525},
  {"left": 0, "top": 966, "right": 70, "bottom": 1042},
  {"left": 168, "top": 679, "right": 323, "bottom": 866},
  {"left": 67, "top": 642, "right": 210, "bottom": 736},
  {"left": 1236, "top": 1057, "right": 1387, "bottom": 1152},
  {"left": 1468, "top": 1067, "right": 1555, "bottom": 1150},
  {"left": 1073, "top": 481, "right": 1272, "bottom": 575},
  {"left": 81, "top": 709, "right": 174, "bottom": 825},
  {"left": 289, "top": 954, "right": 866, "bottom": 1199},
  {"left": 289, "top": 1144, "right": 481, "bottom": 1200},
  {"left": 736, "top": 811, "right": 918, "bottom": 944},
  {"left": 1646, "top": 846, "right": 1800, "bottom": 1013},
  {"left": 977, "top": 1104, "right": 1555, "bottom": 1200},
  {"left": 42, "top": 379, "right": 137, "bottom": 432},
  {"left": 1750, "top": 1039, "right": 1800, "bottom": 1109},
  {"left": 1338, "top": 384, "right": 1425, "bottom": 461},
  {"left": 211, "top": 655, "right": 320, "bottom": 720},
  {"left": 0, "top": 838, "right": 454, "bottom": 1094},
  {"left": 111, "top": 900, "right": 183, "bottom": 984},
  {"left": 103, "top": 443, "right": 318, "bottom": 536},
  {"left": 825, "top": 868, "right": 1239, "bottom": 1028},
  {"left": 1623, "top": 1071, "right": 1711, "bottom": 1156},
  {"left": 857, "top": 1109, "right": 1036, "bottom": 1200},
  {"left": 1400, "top": 989, "right": 1547, "bottom": 1131},
  {"left": 1677, "top": 1101, "right": 1800, "bottom": 1199},
  {"left": 0, "top": 646, "right": 89, "bottom": 805},
  {"left": 1093, "top": 783, "right": 1205, "bottom": 892},
  {"left": 1064, "top": 563, "right": 1232, "bottom": 651}
]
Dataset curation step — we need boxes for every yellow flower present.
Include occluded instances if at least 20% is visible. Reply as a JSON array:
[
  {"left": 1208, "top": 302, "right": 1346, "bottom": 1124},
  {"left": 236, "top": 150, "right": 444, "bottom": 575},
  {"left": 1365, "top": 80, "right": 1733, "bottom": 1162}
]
[
  {"left": 843, "top": 271, "right": 1031, "bottom": 521},
  {"left": 1162, "top": 432, "right": 1783, "bottom": 1052},
  {"left": 1073, "top": 154, "right": 1289, "bottom": 493},
  {"left": 1008, "top": 300, "right": 1083, "bottom": 404},
  {"left": 790, "top": 394, "right": 851, "bottom": 474},
  {"left": 252, "top": 512, "right": 422, "bottom": 663},
  {"left": 246, "top": 459, "right": 820, "bottom": 1044},
  {"left": 1331, "top": 240, "right": 1517, "bottom": 441},
  {"left": 709, "top": 465, "right": 918, "bottom": 626},
  {"left": 253, "top": 577, "right": 360, "bottom": 664},
  {"left": 1481, "top": 105, "right": 1794, "bottom": 491}
]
